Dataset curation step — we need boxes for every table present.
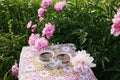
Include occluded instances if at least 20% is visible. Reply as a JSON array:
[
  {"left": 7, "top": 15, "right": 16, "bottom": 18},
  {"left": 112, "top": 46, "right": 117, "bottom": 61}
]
[{"left": 18, "top": 46, "right": 97, "bottom": 80}]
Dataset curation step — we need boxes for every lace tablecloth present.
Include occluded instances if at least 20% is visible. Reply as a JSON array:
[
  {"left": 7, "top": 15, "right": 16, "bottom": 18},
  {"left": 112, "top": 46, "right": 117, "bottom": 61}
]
[{"left": 18, "top": 47, "right": 97, "bottom": 80}]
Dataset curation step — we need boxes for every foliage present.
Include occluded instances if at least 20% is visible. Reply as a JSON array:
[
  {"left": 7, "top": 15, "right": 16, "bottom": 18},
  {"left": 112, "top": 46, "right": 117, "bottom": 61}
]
[{"left": 0, "top": 0, "right": 120, "bottom": 80}]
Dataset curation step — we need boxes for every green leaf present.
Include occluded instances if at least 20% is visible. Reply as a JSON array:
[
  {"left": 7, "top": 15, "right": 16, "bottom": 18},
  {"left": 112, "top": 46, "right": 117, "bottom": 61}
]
[{"left": 3, "top": 70, "right": 10, "bottom": 80}]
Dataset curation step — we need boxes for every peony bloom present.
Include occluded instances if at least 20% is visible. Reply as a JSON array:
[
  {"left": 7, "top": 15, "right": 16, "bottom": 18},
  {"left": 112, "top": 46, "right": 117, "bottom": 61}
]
[
  {"left": 111, "top": 23, "right": 120, "bottom": 36},
  {"left": 54, "top": 1, "right": 66, "bottom": 11},
  {"left": 38, "top": 8, "right": 45, "bottom": 17},
  {"left": 41, "top": 0, "right": 52, "bottom": 9},
  {"left": 39, "top": 17, "right": 44, "bottom": 22},
  {"left": 11, "top": 62, "right": 19, "bottom": 77},
  {"left": 31, "top": 24, "right": 37, "bottom": 32},
  {"left": 35, "top": 37, "right": 48, "bottom": 51},
  {"left": 111, "top": 8, "right": 120, "bottom": 36},
  {"left": 27, "top": 21, "right": 32, "bottom": 28},
  {"left": 42, "top": 23, "right": 55, "bottom": 39},
  {"left": 112, "top": 15, "right": 120, "bottom": 24},
  {"left": 71, "top": 50, "right": 96, "bottom": 72},
  {"left": 112, "top": 9, "right": 120, "bottom": 23},
  {"left": 28, "top": 33, "right": 40, "bottom": 46}
]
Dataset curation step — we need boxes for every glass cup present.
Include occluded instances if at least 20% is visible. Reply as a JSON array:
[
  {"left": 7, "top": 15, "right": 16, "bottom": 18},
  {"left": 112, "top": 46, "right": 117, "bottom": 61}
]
[
  {"left": 56, "top": 52, "right": 71, "bottom": 67},
  {"left": 39, "top": 50, "right": 54, "bottom": 65}
]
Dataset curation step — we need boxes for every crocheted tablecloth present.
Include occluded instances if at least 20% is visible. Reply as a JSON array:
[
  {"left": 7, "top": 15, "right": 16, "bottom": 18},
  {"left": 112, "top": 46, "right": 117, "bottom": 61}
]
[{"left": 18, "top": 47, "right": 97, "bottom": 80}]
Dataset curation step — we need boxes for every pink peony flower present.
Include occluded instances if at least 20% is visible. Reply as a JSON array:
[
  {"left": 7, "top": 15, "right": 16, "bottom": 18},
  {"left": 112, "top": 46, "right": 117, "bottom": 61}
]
[
  {"left": 111, "top": 23, "right": 120, "bottom": 36},
  {"left": 39, "top": 17, "right": 44, "bottom": 22},
  {"left": 27, "top": 21, "right": 32, "bottom": 28},
  {"left": 41, "top": 0, "right": 52, "bottom": 9},
  {"left": 71, "top": 50, "right": 96, "bottom": 72},
  {"left": 111, "top": 8, "right": 120, "bottom": 36},
  {"left": 28, "top": 33, "right": 40, "bottom": 46},
  {"left": 112, "top": 9, "right": 120, "bottom": 23},
  {"left": 38, "top": 8, "right": 45, "bottom": 17},
  {"left": 11, "top": 62, "right": 19, "bottom": 77},
  {"left": 112, "top": 17, "right": 120, "bottom": 24},
  {"left": 42, "top": 23, "right": 55, "bottom": 39},
  {"left": 31, "top": 24, "right": 37, "bottom": 32},
  {"left": 35, "top": 37, "right": 48, "bottom": 51},
  {"left": 54, "top": 1, "right": 66, "bottom": 11}
]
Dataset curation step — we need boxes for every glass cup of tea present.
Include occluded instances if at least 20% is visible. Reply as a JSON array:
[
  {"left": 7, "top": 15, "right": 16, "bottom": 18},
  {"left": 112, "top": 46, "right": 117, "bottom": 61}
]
[
  {"left": 56, "top": 52, "right": 71, "bottom": 67},
  {"left": 39, "top": 50, "right": 54, "bottom": 65}
]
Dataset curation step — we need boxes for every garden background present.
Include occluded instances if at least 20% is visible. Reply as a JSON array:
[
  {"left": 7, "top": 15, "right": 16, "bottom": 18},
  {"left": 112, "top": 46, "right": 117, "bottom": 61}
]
[{"left": 0, "top": 0, "right": 120, "bottom": 80}]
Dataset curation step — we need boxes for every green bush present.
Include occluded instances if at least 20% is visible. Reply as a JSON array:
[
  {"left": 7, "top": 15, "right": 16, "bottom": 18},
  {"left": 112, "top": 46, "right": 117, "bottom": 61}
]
[{"left": 0, "top": 0, "right": 120, "bottom": 80}]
